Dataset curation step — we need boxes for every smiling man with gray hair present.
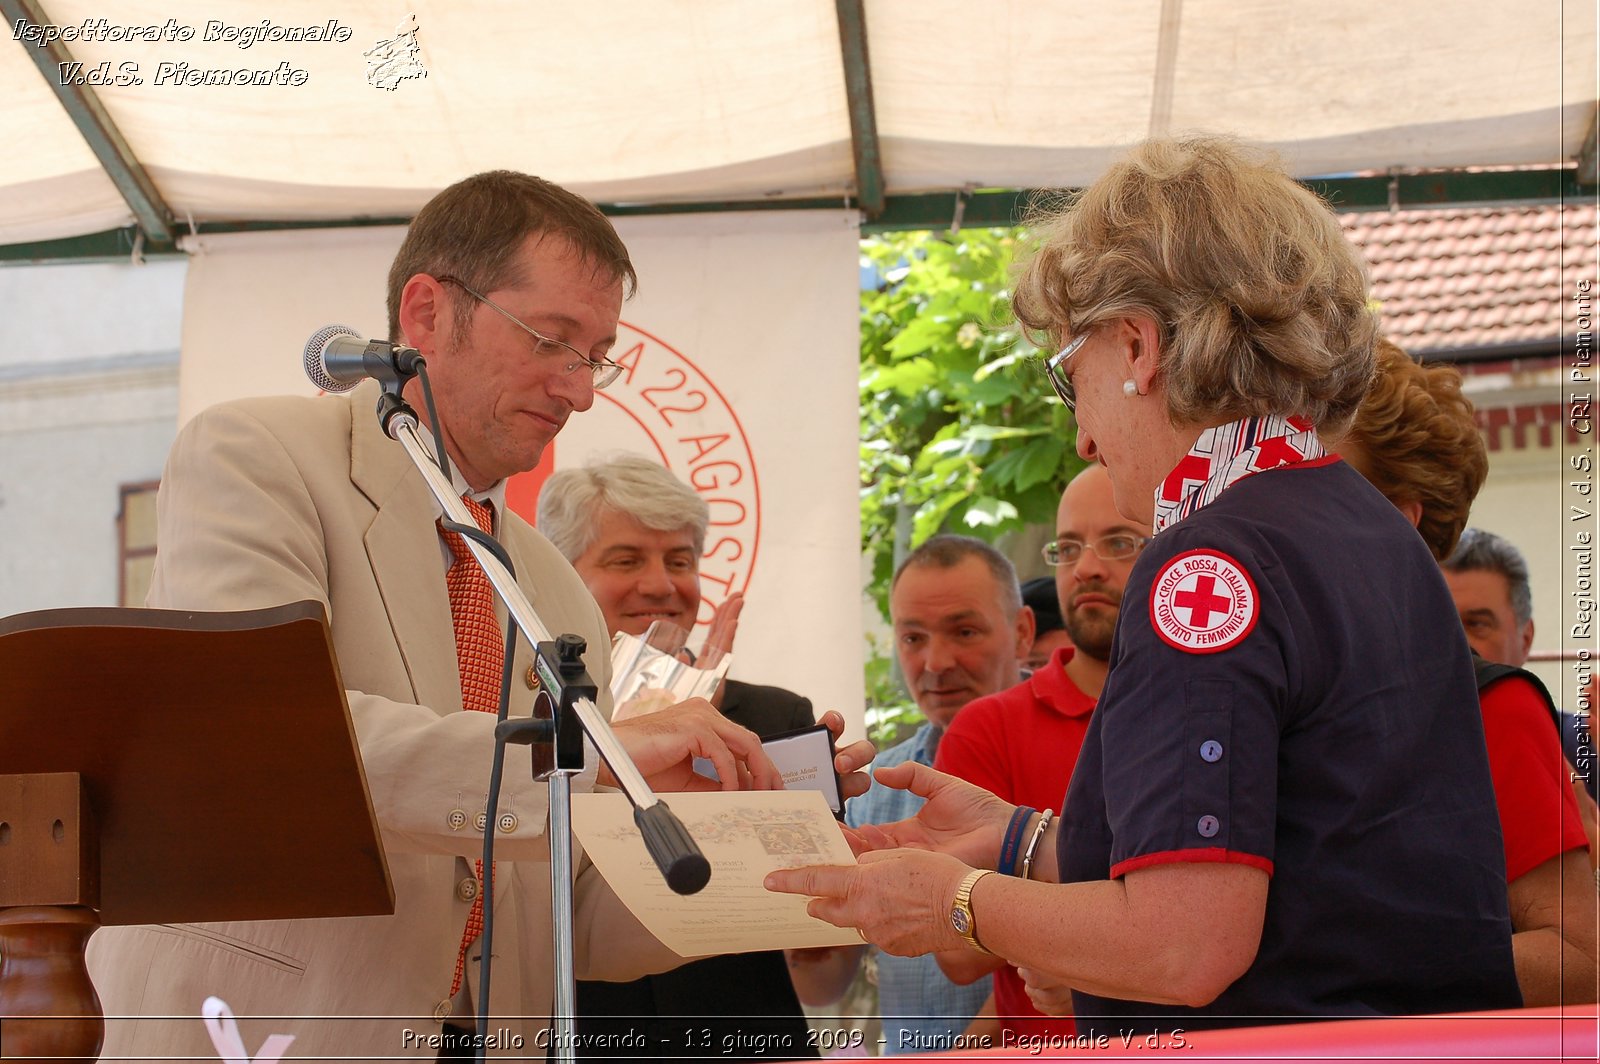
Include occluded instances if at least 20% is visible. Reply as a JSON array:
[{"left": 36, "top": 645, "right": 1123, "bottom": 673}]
[{"left": 538, "top": 453, "right": 872, "bottom": 1059}]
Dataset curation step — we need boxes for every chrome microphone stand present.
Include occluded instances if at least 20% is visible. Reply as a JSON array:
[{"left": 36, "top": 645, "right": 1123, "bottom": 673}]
[{"left": 370, "top": 387, "right": 709, "bottom": 1064}]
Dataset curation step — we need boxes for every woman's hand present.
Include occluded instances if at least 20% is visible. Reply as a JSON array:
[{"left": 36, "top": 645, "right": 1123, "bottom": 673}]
[
  {"left": 766, "top": 848, "right": 975, "bottom": 957},
  {"left": 849, "top": 761, "right": 1015, "bottom": 869}
]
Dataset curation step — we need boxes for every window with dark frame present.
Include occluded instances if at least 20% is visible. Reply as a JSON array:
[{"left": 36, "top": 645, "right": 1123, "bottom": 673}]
[{"left": 118, "top": 481, "right": 160, "bottom": 607}]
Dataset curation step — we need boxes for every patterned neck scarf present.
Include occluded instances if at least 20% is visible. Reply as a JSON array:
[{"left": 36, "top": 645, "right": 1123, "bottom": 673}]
[{"left": 1152, "top": 415, "right": 1327, "bottom": 534}]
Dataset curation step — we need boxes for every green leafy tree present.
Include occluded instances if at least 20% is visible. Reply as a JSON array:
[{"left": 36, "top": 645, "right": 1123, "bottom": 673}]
[{"left": 859, "top": 228, "right": 1083, "bottom": 730}]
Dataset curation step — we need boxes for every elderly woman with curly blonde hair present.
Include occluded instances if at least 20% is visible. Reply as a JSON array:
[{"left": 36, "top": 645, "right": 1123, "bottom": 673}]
[{"left": 770, "top": 136, "right": 1523, "bottom": 1032}]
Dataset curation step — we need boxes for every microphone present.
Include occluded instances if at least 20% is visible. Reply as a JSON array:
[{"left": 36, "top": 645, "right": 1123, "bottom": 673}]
[{"left": 303, "top": 324, "right": 424, "bottom": 394}]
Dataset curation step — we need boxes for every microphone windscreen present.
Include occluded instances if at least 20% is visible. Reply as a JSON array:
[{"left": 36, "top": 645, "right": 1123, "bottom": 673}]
[{"left": 303, "top": 324, "right": 361, "bottom": 393}]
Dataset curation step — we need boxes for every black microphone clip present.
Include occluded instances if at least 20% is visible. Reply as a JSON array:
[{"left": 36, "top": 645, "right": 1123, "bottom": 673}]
[{"left": 303, "top": 324, "right": 424, "bottom": 395}]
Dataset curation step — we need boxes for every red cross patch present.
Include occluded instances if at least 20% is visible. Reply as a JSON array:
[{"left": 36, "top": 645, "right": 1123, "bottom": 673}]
[{"left": 1149, "top": 549, "right": 1259, "bottom": 654}]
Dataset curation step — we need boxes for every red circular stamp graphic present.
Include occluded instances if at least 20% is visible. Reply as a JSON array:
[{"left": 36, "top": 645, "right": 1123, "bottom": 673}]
[
  {"left": 507, "top": 321, "right": 762, "bottom": 631},
  {"left": 1149, "top": 549, "right": 1259, "bottom": 654}
]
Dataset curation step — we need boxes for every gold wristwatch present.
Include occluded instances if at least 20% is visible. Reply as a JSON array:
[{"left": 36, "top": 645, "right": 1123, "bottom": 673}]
[{"left": 949, "top": 869, "right": 995, "bottom": 954}]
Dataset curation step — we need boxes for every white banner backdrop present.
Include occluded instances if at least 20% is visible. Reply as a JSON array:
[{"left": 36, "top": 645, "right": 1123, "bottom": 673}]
[{"left": 177, "top": 210, "right": 866, "bottom": 737}]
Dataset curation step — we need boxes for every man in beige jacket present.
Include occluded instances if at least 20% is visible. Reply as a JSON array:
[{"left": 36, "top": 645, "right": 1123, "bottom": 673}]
[{"left": 87, "top": 172, "right": 804, "bottom": 1060}]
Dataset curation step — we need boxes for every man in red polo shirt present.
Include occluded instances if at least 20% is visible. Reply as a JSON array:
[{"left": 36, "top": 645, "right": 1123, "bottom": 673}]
[{"left": 934, "top": 464, "right": 1150, "bottom": 1041}]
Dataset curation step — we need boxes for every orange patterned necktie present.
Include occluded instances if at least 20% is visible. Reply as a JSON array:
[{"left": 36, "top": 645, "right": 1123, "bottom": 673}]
[{"left": 440, "top": 495, "right": 503, "bottom": 1001}]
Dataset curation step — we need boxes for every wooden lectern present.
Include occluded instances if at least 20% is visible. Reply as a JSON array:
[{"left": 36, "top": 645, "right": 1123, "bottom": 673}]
[{"left": 0, "top": 601, "right": 394, "bottom": 1062}]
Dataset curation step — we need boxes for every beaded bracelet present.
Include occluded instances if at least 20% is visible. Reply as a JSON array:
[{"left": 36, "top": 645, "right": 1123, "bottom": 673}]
[
  {"left": 1020, "top": 809, "right": 1054, "bottom": 881},
  {"left": 998, "top": 805, "right": 1037, "bottom": 877}
]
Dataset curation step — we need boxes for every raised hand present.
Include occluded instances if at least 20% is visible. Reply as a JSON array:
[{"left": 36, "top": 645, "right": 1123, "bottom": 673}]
[{"left": 699, "top": 591, "right": 745, "bottom": 660}]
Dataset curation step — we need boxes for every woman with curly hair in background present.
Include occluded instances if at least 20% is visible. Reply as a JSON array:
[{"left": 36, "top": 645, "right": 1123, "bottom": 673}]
[{"left": 1330, "top": 339, "right": 1598, "bottom": 1005}]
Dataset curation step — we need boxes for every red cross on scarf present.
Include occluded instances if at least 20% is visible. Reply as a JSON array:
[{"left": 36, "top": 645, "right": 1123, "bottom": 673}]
[{"left": 1153, "top": 415, "right": 1326, "bottom": 534}]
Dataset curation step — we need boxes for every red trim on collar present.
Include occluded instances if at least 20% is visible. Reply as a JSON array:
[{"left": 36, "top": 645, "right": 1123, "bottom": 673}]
[{"left": 1228, "top": 452, "right": 1342, "bottom": 492}]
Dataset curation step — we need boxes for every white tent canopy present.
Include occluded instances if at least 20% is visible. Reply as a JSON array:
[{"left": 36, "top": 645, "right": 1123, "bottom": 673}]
[
  {"left": 2, "top": 1, "right": 1594, "bottom": 726},
  {"left": 3, "top": 0, "right": 1594, "bottom": 248}
]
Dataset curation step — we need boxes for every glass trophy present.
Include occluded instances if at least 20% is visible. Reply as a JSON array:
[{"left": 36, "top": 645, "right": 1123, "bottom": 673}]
[{"left": 608, "top": 620, "right": 732, "bottom": 720}]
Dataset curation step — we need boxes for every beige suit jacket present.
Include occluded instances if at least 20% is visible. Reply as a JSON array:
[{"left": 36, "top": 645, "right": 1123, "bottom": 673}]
[{"left": 87, "top": 383, "right": 681, "bottom": 1060}]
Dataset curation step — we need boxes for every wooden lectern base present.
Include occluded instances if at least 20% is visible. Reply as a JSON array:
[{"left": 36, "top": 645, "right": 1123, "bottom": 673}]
[
  {"left": 0, "top": 905, "right": 104, "bottom": 1063},
  {"left": 0, "top": 603, "right": 395, "bottom": 1061}
]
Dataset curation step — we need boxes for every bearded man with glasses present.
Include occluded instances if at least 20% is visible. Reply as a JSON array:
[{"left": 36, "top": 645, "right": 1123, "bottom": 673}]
[
  {"left": 86, "top": 171, "right": 816, "bottom": 1061},
  {"left": 932, "top": 464, "right": 1149, "bottom": 1040}
]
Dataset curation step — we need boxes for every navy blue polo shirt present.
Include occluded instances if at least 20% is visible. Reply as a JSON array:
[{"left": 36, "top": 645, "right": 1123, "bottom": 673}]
[{"left": 1060, "top": 458, "right": 1520, "bottom": 1032}]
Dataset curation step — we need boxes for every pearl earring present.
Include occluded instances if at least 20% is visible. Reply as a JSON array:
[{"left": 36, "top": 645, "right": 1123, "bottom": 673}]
[{"left": 1122, "top": 380, "right": 1139, "bottom": 397}]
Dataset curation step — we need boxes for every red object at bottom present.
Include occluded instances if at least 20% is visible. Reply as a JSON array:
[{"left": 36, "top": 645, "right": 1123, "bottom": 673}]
[{"left": 884, "top": 1007, "right": 1597, "bottom": 1063}]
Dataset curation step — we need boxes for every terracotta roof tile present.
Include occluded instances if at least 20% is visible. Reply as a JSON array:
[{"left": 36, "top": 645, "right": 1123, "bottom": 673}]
[{"left": 1341, "top": 202, "right": 1597, "bottom": 354}]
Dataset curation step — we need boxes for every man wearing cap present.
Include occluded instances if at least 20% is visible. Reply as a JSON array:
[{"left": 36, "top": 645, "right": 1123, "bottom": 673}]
[{"left": 1020, "top": 576, "right": 1071, "bottom": 673}]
